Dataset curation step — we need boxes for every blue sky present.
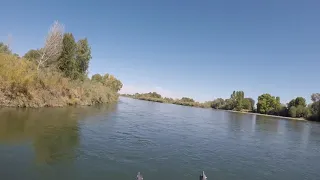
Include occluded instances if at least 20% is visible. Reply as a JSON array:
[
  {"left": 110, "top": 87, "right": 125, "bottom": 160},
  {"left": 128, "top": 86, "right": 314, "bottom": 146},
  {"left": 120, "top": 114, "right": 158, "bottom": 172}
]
[{"left": 1, "top": 0, "right": 319, "bottom": 103}]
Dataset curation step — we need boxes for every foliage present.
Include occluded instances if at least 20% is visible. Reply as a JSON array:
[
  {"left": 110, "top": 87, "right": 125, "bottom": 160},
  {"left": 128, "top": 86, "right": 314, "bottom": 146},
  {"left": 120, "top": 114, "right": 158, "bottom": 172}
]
[
  {"left": 310, "top": 93, "right": 320, "bottom": 121},
  {"left": 75, "top": 38, "right": 91, "bottom": 77},
  {"left": 296, "top": 105, "right": 309, "bottom": 118},
  {"left": 222, "top": 99, "right": 234, "bottom": 110},
  {"left": 278, "top": 105, "right": 288, "bottom": 117},
  {"left": 287, "top": 97, "right": 309, "bottom": 118},
  {"left": 257, "top": 94, "right": 281, "bottom": 115},
  {"left": 124, "top": 90, "right": 320, "bottom": 121},
  {"left": 0, "top": 42, "right": 11, "bottom": 54},
  {"left": 211, "top": 98, "right": 225, "bottom": 109},
  {"left": 180, "top": 97, "right": 195, "bottom": 103},
  {"left": 91, "top": 74, "right": 103, "bottom": 82},
  {"left": 0, "top": 21, "right": 122, "bottom": 108},
  {"left": 58, "top": 33, "right": 77, "bottom": 79},
  {"left": 91, "top": 74, "right": 123, "bottom": 92},
  {"left": 23, "top": 49, "right": 41, "bottom": 62},
  {"left": 0, "top": 53, "right": 120, "bottom": 107},
  {"left": 102, "top": 74, "right": 123, "bottom": 92},
  {"left": 288, "top": 97, "right": 307, "bottom": 108},
  {"left": 289, "top": 106, "right": 297, "bottom": 118},
  {"left": 243, "top": 98, "right": 255, "bottom": 111},
  {"left": 232, "top": 91, "right": 244, "bottom": 111}
]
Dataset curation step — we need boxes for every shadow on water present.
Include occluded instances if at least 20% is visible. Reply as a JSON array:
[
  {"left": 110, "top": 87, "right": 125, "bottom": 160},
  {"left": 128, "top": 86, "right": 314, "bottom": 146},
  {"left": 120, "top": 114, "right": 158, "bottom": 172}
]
[{"left": 0, "top": 104, "right": 117, "bottom": 164}]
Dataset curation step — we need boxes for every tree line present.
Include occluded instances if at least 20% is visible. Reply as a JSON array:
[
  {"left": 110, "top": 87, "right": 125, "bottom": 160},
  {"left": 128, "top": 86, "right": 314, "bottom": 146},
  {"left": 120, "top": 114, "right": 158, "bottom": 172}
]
[
  {"left": 122, "top": 91, "right": 320, "bottom": 121},
  {"left": 0, "top": 21, "right": 122, "bottom": 107},
  {"left": 122, "top": 92, "right": 207, "bottom": 107}
]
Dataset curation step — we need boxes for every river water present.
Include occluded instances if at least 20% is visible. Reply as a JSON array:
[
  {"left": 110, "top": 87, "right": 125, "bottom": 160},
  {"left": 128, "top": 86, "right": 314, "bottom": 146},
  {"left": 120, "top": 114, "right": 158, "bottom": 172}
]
[{"left": 0, "top": 97, "right": 319, "bottom": 180}]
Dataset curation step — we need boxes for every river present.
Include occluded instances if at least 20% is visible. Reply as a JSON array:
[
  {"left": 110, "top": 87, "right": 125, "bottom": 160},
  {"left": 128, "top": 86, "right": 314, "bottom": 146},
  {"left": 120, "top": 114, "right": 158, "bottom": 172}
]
[{"left": 0, "top": 97, "right": 319, "bottom": 180}]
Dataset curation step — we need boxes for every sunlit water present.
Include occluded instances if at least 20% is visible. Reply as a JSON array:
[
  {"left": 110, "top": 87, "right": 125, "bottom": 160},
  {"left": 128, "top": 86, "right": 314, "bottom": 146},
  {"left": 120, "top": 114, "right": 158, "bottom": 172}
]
[{"left": 0, "top": 97, "right": 319, "bottom": 180}]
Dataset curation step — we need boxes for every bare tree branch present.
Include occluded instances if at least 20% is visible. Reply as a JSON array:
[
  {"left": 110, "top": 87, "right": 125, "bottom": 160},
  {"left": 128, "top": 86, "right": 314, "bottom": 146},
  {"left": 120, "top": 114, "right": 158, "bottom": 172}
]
[{"left": 37, "top": 21, "right": 64, "bottom": 70}]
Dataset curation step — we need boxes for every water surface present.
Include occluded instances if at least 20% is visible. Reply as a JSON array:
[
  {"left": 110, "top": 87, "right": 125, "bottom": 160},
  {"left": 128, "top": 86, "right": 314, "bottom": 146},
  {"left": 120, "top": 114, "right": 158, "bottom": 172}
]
[{"left": 0, "top": 97, "right": 319, "bottom": 180}]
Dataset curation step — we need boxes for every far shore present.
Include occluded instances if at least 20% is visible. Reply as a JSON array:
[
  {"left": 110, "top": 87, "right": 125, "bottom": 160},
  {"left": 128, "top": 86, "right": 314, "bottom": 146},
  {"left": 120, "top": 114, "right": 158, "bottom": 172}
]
[
  {"left": 123, "top": 95, "right": 307, "bottom": 121},
  {"left": 224, "top": 109, "right": 306, "bottom": 121}
]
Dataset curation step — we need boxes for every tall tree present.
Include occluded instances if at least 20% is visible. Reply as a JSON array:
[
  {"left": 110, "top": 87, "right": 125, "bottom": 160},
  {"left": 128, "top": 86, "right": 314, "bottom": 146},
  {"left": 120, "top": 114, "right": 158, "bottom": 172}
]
[
  {"left": 58, "top": 33, "right": 77, "bottom": 78},
  {"left": 257, "top": 93, "right": 280, "bottom": 114},
  {"left": 295, "top": 97, "right": 307, "bottom": 107},
  {"left": 310, "top": 93, "right": 320, "bottom": 121},
  {"left": 37, "top": 21, "right": 64, "bottom": 70},
  {"left": 243, "top": 98, "right": 255, "bottom": 111},
  {"left": 287, "top": 97, "right": 308, "bottom": 118},
  {"left": 75, "top": 38, "right": 91, "bottom": 77}
]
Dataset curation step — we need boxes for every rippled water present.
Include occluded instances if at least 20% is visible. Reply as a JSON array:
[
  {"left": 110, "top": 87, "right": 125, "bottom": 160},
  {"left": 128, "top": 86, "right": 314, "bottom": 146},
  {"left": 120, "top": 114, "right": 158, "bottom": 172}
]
[{"left": 0, "top": 97, "right": 319, "bottom": 180}]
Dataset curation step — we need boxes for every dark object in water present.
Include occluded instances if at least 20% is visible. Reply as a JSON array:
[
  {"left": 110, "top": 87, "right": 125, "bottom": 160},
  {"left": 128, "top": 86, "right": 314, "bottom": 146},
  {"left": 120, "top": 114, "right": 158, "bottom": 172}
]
[
  {"left": 199, "top": 171, "right": 207, "bottom": 180},
  {"left": 137, "top": 172, "right": 143, "bottom": 180},
  {"left": 136, "top": 171, "right": 207, "bottom": 180}
]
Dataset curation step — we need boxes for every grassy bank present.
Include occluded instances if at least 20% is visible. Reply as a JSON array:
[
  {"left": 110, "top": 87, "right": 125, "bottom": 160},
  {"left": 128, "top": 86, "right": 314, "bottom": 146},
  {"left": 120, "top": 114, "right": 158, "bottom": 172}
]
[{"left": 0, "top": 53, "right": 119, "bottom": 107}]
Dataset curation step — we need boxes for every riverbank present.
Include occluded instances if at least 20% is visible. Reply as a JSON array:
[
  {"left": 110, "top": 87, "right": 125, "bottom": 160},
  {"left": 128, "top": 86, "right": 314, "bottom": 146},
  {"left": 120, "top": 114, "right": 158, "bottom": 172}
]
[
  {"left": 0, "top": 54, "right": 120, "bottom": 108},
  {"left": 121, "top": 94, "right": 210, "bottom": 108},
  {"left": 0, "top": 22, "right": 123, "bottom": 108},
  {"left": 225, "top": 109, "right": 306, "bottom": 121},
  {"left": 122, "top": 95, "right": 308, "bottom": 121}
]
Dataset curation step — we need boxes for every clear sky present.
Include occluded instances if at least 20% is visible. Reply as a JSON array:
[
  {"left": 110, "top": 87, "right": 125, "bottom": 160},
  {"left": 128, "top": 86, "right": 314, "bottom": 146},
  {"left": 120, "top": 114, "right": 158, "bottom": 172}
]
[{"left": 1, "top": 0, "right": 319, "bottom": 103}]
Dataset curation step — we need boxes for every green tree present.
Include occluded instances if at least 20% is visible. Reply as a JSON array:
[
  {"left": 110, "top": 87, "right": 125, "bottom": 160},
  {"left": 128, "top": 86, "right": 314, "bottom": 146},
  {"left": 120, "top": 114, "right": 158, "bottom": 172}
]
[
  {"left": 278, "top": 105, "right": 288, "bottom": 116},
  {"left": 104, "top": 75, "right": 123, "bottom": 92},
  {"left": 223, "top": 99, "right": 234, "bottom": 110},
  {"left": 91, "top": 73, "right": 123, "bottom": 92},
  {"left": 289, "top": 106, "right": 297, "bottom": 118},
  {"left": 91, "top": 74, "right": 103, "bottom": 82},
  {"left": 229, "top": 91, "right": 244, "bottom": 111},
  {"left": 296, "top": 105, "right": 309, "bottom": 118},
  {"left": 257, "top": 93, "right": 281, "bottom": 114},
  {"left": 58, "top": 33, "right": 77, "bottom": 78},
  {"left": 288, "top": 99, "right": 296, "bottom": 108},
  {"left": 235, "top": 91, "right": 244, "bottom": 111},
  {"left": 287, "top": 97, "right": 308, "bottom": 118},
  {"left": 295, "top": 97, "right": 306, "bottom": 107},
  {"left": 75, "top": 38, "right": 91, "bottom": 76},
  {"left": 181, "top": 97, "right": 195, "bottom": 102},
  {"left": 0, "top": 42, "right": 11, "bottom": 54},
  {"left": 310, "top": 93, "right": 320, "bottom": 121},
  {"left": 23, "top": 49, "right": 41, "bottom": 61},
  {"left": 288, "top": 97, "right": 307, "bottom": 108},
  {"left": 243, "top": 98, "right": 255, "bottom": 111},
  {"left": 211, "top": 98, "right": 225, "bottom": 109},
  {"left": 147, "top": 92, "right": 162, "bottom": 98}
]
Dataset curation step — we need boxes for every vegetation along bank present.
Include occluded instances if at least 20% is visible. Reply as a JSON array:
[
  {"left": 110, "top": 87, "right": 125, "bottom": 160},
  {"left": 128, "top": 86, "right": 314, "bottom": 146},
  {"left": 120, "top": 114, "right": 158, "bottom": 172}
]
[
  {"left": 122, "top": 92, "right": 320, "bottom": 122},
  {"left": 0, "top": 21, "right": 122, "bottom": 107}
]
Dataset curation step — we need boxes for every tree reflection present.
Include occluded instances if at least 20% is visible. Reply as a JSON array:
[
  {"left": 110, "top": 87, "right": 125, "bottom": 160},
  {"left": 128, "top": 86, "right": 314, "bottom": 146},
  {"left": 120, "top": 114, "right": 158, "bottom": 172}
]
[{"left": 0, "top": 104, "right": 117, "bottom": 164}]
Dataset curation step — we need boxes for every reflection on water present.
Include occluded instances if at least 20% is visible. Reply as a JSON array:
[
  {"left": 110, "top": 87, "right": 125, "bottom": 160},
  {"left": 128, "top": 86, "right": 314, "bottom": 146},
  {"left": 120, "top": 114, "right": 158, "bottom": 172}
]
[{"left": 0, "top": 104, "right": 117, "bottom": 164}]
